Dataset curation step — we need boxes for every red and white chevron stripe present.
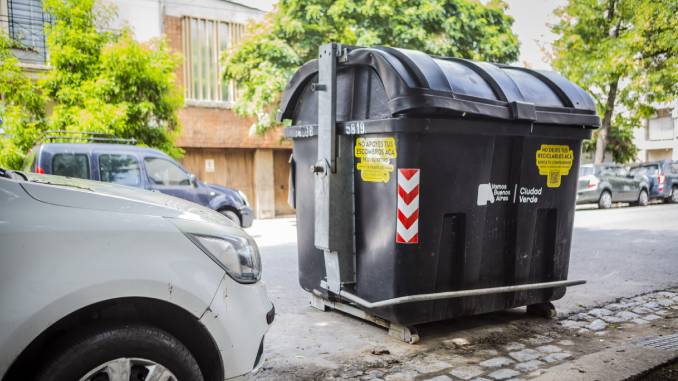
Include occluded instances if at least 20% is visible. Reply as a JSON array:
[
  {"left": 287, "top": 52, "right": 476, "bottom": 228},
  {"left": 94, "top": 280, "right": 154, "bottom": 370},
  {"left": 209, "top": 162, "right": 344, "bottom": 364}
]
[{"left": 396, "top": 168, "right": 420, "bottom": 244}]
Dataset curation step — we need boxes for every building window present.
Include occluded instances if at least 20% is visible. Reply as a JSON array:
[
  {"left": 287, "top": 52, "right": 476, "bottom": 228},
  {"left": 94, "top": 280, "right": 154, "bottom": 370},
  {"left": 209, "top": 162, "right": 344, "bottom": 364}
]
[
  {"left": 2, "top": 0, "right": 49, "bottom": 65},
  {"left": 648, "top": 115, "right": 675, "bottom": 141},
  {"left": 182, "top": 17, "right": 244, "bottom": 104}
]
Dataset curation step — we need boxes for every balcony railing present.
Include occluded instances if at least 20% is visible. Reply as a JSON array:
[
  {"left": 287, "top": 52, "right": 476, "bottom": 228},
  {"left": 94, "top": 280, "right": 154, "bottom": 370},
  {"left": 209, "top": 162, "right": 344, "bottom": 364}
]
[{"left": 0, "top": 11, "right": 49, "bottom": 65}]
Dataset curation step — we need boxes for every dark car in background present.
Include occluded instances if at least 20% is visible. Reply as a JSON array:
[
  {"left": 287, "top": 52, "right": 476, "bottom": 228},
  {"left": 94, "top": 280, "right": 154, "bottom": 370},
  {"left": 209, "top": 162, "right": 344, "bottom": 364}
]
[
  {"left": 629, "top": 160, "right": 678, "bottom": 203},
  {"left": 577, "top": 163, "right": 649, "bottom": 209},
  {"left": 23, "top": 140, "right": 253, "bottom": 227}
]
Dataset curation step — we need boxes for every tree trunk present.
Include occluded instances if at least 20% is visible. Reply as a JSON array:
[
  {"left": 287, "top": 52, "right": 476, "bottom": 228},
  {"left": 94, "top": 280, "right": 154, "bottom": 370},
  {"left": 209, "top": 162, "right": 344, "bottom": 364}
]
[{"left": 594, "top": 79, "right": 619, "bottom": 164}]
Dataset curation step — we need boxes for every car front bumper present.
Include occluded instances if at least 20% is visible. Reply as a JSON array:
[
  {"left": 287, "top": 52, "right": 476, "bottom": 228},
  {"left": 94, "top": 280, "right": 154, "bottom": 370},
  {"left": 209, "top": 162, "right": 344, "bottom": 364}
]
[{"left": 200, "top": 276, "right": 274, "bottom": 380}]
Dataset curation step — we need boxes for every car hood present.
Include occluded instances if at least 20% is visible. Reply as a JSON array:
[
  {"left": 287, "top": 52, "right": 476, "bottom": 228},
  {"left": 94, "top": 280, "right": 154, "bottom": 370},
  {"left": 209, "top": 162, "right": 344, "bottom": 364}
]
[{"left": 20, "top": 173, "right": 234, "bottom": 226}]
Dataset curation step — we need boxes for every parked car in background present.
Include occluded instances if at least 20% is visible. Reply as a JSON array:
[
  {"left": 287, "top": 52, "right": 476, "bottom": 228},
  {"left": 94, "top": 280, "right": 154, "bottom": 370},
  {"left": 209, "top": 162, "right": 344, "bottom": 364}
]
[
  {"left": 0, "top": 167, "right": 274, "bottom": 381},
  {"left": 577, "top": 163, "right": 649, "bottom": 209},
  {"left": 24, "top": 137, "right": 253, "bottom": 227},
  {"left": 629, "top": 160, "right": 678, "bottom": 203}
]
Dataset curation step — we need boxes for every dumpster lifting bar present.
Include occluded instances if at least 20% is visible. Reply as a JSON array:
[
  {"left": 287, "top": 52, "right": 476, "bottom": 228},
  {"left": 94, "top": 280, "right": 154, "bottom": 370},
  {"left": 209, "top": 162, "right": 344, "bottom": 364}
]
[{"left": 335, "top": 279, "right": 586, "bottom": 309}]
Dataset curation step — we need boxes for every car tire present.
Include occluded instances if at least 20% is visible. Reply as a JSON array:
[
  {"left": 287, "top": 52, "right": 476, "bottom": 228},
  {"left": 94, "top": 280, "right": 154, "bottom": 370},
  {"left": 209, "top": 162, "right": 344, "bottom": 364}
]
[
  {"left": 671, "top": 186, "right": 678, "bottom": 204},
  {"left": 220, "top": 209, "right": 241, "bottom": 226},
  {"left": 598, "top": 190, "right": 612, "bottom": 209},
  {"left": 636, "top": 189, "right": 649, "bottom": 207},
  {"left": 36, "top": 324, "right": 204, "bottom": 381}
]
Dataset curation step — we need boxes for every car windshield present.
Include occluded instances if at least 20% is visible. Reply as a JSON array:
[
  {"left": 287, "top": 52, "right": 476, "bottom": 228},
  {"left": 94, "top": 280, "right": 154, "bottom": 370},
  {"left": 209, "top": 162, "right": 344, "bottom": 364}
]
[
  {"left": 579, "top": 166, "right": 595, "bottom": 177},
  {"left": 630, "top": 165, "right": 659, "bottom": 176}
]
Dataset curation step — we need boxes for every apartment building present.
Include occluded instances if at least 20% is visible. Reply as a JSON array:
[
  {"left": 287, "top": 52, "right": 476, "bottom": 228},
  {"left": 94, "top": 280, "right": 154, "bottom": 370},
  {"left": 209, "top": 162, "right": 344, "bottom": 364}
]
[{"left": 633, "top": 103, "right": 678, "bottom": 162}]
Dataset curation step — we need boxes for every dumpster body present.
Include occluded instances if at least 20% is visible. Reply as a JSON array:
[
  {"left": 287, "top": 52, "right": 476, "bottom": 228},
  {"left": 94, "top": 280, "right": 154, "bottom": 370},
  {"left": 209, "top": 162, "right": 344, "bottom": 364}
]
[{"left": 281, "top": 45, "right": 599, "bottom": 326}]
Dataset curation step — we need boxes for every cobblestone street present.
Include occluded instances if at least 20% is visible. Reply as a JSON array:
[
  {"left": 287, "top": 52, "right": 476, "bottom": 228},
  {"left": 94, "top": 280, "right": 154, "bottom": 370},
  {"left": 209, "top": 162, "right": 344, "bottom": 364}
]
[{"left": 308, "top": 289, "right": 678, "bottom": 381}]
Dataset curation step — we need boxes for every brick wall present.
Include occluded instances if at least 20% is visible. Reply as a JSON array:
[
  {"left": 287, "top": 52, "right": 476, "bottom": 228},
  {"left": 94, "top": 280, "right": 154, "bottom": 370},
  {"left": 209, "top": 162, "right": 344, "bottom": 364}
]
[
  {"left": 163, "top": 15, "right": 291, "bottom": 150},
  {"left": 163, "top": 15, "right": 183, "bottom": 89}
]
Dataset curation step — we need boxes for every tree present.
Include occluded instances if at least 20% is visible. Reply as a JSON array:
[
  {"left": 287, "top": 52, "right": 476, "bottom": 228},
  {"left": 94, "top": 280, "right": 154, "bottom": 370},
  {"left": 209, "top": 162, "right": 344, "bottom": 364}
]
[
  {"left": 224, "top": 0, "right": 520, "bottom": 134},
  {"left": 0, "top": 33, "right": 46, "bottom": 169},
  {"left": 42, "top": 0, "right": 184, "bottom": 158},
  {"left": 551, "top": 0, "right": 677, "bottom": 164}
]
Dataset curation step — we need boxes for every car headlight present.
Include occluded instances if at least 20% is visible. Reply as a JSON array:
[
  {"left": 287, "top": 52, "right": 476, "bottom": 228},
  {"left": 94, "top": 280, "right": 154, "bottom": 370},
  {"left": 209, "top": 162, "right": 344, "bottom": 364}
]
[
  {"left": 238, "top": 190, "right": 249, "bottom": 206},
  {"left": 187, "top": 233, "right": 261, "bottom": 283}
]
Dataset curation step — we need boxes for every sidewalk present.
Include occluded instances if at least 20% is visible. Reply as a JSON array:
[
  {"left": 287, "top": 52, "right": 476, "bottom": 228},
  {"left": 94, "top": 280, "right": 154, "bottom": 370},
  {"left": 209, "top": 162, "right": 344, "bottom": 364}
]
[{"left": 256, "top": 289, "right": 678, "bottom": 380}]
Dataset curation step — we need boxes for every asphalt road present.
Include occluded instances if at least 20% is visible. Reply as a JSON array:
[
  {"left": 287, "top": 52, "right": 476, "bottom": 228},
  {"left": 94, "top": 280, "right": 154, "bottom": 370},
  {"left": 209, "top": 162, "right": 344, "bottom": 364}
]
[
  {"left": 247, "top": 203, "right": 678, "bottom": 377},
  {"left": 562, "top": 203, "right": 678, "bottom": 312}
]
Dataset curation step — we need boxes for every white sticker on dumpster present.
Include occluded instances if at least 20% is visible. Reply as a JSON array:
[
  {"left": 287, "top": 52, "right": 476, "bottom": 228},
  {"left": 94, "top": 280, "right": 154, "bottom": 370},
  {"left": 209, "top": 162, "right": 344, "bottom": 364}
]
[{"left": 355, "top": 137, "right": 397, "bottom": 182}]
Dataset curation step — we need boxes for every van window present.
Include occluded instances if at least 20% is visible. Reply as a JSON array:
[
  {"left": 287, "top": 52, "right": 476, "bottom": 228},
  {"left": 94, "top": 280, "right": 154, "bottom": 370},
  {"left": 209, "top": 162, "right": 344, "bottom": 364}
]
[
  {"left": 630, "top": 165, "right": 659, "bottom": 176},
  {"left": 579, "top": 166, "right": 594, "bottom": 177},
  {"left": 144, "top": 157, "right": 191, "bottom": 186},
  {"left": 52, "top": 154, "right": 90, "bottom": 179},
  {"left": 99, "top": 154, "right": 141, "bottom": 187}
]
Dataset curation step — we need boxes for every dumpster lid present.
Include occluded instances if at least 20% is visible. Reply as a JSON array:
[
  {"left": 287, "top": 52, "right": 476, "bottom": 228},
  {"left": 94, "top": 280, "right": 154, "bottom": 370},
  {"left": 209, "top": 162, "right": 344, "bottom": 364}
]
[{"left": 278, "top": 46, "right": 600, "bottom": 128}]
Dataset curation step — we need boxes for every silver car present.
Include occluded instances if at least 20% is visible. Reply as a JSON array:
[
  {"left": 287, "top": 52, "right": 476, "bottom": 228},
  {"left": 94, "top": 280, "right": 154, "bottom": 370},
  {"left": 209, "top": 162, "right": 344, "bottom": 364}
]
[
  {"left": 577, "top": 163, "right": 649, "bottom": 209},
  {"left": 0, "top": 169, "right": 274, "bottom": 381}
]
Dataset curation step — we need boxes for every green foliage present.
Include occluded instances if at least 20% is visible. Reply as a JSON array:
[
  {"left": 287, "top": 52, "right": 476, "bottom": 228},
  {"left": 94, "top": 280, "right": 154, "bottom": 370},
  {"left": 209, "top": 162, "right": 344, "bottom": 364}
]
[
  {"left": 43, "top": 0, "right": 184, "bottom": 158},
  {"left": 0, "top": 0, "right": 183, "bottom": 169},
  {"left": 582, "top": 115, "right": 638, "bottom": 163},
  {"left": 551, "top": 0, "right": 677, "bottom": 163},
  {"left": 0, "top": 34, "right": 46, "bottom": 169},
  {"left": 224, "top": 0, "right": 520, "bottom": 134}
]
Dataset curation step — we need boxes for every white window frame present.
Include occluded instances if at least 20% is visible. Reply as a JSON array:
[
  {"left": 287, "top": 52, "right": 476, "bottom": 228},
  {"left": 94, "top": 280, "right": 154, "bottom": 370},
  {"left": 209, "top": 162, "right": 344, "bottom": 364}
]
[
  {"left": 648, "top": 116, "right": 675, "bottom": 141},
  {"left": 182, "top": 16, "right": 245, "bottom": 107},
  {"left": 0, "top": 0, "right": 8, "bottom": 34}
]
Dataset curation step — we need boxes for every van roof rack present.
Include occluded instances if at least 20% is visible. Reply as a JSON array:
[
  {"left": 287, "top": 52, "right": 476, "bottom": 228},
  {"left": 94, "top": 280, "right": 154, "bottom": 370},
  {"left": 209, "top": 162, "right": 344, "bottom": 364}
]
[{"left": 40, "top": 130, "right": 137, "bottom": 145}]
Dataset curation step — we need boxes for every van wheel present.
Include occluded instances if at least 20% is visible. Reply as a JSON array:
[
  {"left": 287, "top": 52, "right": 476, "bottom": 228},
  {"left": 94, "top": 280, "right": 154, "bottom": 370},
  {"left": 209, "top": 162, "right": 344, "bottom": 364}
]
[
  {"left": 636, "top": 189, "right": 649, "bottom": 207},
  {"left": 671, "top": 186, "right": 678, "bottom": 203},
  {"left": 598, "top": 190, "right": 612, "bottom": 209},
  {"left": 220, "top": 209, "right": 241, "bottom": 226},
  {"left": 36, "top": 324, "right": 203, "bottom": 381}
]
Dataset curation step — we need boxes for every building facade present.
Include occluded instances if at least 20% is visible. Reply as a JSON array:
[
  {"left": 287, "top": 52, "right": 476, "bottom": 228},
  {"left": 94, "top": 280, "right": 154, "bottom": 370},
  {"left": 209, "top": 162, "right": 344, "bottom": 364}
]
[
  {"left": 113, "top": 0, "right": 293, "bottom": 219},
  {"left": 633, "top": 103, "right": 678, "bottom": 162}
]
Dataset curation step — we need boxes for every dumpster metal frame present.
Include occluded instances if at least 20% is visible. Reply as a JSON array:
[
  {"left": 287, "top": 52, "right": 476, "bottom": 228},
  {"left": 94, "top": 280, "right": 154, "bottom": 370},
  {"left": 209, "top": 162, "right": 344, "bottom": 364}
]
[{"left": 310, "top": 42, "right": 586, "bottom": 342}]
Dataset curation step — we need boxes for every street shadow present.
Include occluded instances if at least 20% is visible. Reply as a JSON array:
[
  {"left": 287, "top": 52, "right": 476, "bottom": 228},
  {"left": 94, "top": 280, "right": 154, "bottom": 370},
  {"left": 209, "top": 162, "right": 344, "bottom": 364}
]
[{"left": 414, "top": 308, "right": 547, "bottom": 344}]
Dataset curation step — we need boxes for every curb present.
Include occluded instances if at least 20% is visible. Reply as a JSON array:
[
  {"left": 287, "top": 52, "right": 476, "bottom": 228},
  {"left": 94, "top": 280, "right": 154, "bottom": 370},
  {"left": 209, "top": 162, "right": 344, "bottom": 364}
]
[{"left": 532, "top": 342, "right": 678, "bottom": 381}]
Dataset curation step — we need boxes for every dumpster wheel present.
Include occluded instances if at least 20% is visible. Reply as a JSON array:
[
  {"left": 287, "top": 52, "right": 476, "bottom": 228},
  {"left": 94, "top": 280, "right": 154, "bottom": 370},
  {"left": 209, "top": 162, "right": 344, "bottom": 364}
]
[
  {"left": 388, "top": 324, "right": 420, "bottom": 344},
  {"left": 526, "top": 302, "right": 557, "bottom": 319}
]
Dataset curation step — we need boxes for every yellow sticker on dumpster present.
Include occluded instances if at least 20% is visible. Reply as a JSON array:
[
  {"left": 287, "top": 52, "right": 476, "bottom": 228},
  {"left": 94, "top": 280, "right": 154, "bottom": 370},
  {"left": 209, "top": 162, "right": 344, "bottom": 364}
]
[
  {"left": 355, "top": 137, "right": 397, "bottom": 182},
  {"left": 536, "top": 144, "right": 574, "bottom": 188}
]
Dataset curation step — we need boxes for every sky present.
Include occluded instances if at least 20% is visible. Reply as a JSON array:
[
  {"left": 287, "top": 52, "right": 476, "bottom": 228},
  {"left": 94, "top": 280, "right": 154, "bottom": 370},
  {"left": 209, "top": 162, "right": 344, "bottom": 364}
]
[{"left": 236, "top": 0, "right": 567, "bottom": 70}]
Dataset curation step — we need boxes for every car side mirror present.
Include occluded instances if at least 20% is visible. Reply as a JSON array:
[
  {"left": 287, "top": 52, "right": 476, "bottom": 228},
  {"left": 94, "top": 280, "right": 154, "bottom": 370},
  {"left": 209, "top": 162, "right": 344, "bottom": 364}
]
[{"left": 189, "top": 174, "right": 198, "bottom": 187}]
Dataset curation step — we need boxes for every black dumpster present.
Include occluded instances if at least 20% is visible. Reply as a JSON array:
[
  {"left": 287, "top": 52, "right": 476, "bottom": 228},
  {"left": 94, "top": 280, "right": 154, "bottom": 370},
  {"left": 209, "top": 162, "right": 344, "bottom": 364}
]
[{"left": 280, "top": 44, "right": 599, "bottom": 329}]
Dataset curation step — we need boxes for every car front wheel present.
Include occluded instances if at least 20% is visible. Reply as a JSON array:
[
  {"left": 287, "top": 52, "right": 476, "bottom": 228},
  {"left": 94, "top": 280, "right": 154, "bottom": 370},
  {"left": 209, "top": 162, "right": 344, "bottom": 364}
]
[
  {"left": 637, "top": 189, "right": 649, "bottom": 207},
  {"left": 37, "top": 325, "right": 204, "bottom": 381},
  {"left": 219, "top": 209, "right": 242, "bottom": 226},
  {"left": 671, "top": 186, "right": 678, "bottom": 203},
  {"left": 598, "top": 190, "right": 612, "bottom": 209}
]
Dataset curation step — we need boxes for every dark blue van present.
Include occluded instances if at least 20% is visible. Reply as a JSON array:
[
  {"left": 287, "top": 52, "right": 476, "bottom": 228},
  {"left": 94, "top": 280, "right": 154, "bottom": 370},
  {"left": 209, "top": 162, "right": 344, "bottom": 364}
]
[
  {"left": 23, "top": 142, "right": 253, "bottom": 227},
  {"left": 629, "top": 160, "right": 678, "bottom": 203}
]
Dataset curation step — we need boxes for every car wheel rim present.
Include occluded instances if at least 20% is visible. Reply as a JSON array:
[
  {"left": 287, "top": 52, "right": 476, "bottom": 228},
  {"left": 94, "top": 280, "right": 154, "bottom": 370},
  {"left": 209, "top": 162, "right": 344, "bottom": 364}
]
[
  {"left": 673, "top": 189, "right": 678, "bottom": 203},
  {"left": 602, "top": 193, "right": 612, "bottom": 208},
  {"left": 641, "top": 191, "right": 648, "bottom": 205},
  {"left": 78, "top": 358, "right": 177, "bottom": 381}
]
